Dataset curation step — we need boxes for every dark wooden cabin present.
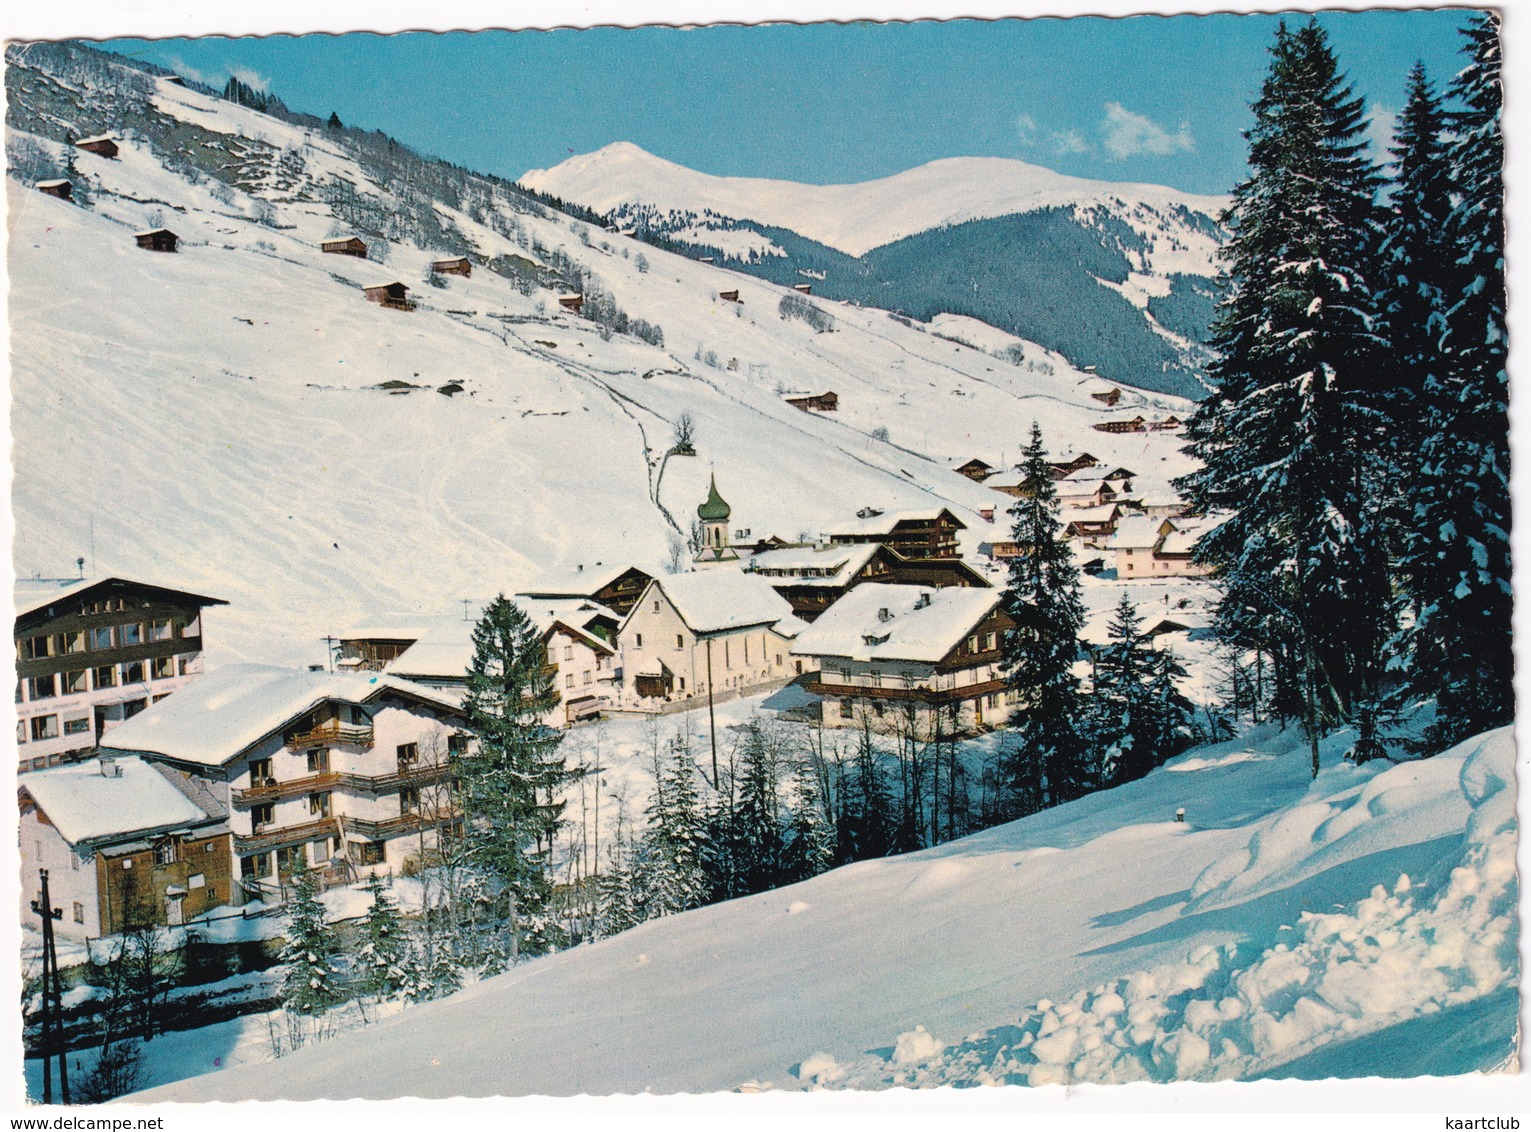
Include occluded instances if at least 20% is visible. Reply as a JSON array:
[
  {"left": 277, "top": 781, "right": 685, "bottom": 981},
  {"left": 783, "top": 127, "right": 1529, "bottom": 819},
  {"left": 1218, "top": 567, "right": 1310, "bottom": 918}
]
[
  {"left": 719, "top": 289, "right": 741, "bottom": 303},
  {"left": 557, "top": 293, "right": 584, "bottom": 313},
  {"left": 784, "top": 391, "right": 839, "bottom": 413},
  {"left": 134, "top": 229, "right": 179, "bottom": 253},
  {"left": 363, "top": 281, "right": 414, "bottom": 311},
  {"left": 321, "top": 237, "right": 369, "bottom": 258},
  {"left": 37, "top": 180, "right": 73, "bottom": 202},
  {"left": 431, "top": 257, "right": 472, "bottom": 277},
  {"left": 75, "top": 136, "right": 119, "bottom": 159}
]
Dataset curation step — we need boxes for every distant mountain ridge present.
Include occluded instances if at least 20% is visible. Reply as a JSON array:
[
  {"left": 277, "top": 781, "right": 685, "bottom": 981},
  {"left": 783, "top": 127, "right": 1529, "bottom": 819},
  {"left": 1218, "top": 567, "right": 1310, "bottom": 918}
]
[{"left": 521, "top": 143, "right": 1230, "bottom": 399}]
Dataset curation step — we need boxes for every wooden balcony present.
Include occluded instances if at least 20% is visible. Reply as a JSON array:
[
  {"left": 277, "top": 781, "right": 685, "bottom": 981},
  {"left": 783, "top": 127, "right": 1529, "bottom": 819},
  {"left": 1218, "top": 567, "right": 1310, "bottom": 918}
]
[
  {"left": 285, "top": 721, "right": 374, "bottom": 749},
  {"left": 231, "top": 763, "right": 452, "bottom": 806},
  {"left": 346, "top": 809, "right": 461, "bottom": 840},
  {"left": 808, "top": 677, "right": 1009, "bottom": 706},
  {"left": 234, "top": 816, "right": 342, "bottom": 854}
]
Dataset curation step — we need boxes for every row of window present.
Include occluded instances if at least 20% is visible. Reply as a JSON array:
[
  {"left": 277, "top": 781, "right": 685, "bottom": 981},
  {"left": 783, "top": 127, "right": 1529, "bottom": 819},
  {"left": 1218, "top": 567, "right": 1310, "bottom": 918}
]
[
  {"left": 245, "top": 738, "right": 463, "bottom": 789},
  {"left": 19, "top": 619, "right": 179, "bottom": 661},
  {"left": 19, "top": 655, "right": 190, "bottom": 703},
  {"left": 241, "top": 836, "right": 385, "bottom": 880},
  {"left": 16, "top": 696, "right": 165, "bottom": 744}
]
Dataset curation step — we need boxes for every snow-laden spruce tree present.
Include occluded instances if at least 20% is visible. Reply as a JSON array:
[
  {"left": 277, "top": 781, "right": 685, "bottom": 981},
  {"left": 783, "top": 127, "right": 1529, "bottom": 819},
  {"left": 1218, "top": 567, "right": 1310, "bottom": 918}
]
[
  {"left": 1090, "top": 595, "right": 1193, "bottom": 785},
  {"left": 279, "top": 870, "right": 347, "bottom": 1015},
  {"left": 1393, "top": 14, "right": 1511, "bottom": 749},
  {"left": 838, "top": 722, "right": 895, "bottom": 861},
  {"left": 783, "top": 752, "right": 837, "bottom": 882},
  {"left": 729, "top": 719, "right": 786, "bottom": 896},
  {"left": 638, "top": 736, "right": 711, "bottom": 917},
  {"left": 459, "top": 594, "right": 577, "bottom": 958},
  {"left": 1177, "top": 19, "right": 1392, "bottom": 773},
  {"left": 356, "top": 873, "right": 411, "bottom": 1002},
  {"left": 1000, "top": 422, "right": 1091, "bottom": 809}
]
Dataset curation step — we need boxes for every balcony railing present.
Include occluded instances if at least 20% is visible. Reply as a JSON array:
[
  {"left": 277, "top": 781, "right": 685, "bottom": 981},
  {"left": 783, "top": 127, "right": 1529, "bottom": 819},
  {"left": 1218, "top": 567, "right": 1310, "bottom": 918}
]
[
  {"left": 808, "top": 677, "right": 1009, "bottom": 706},
  {"left": 234, "top": 816, "right": 342, "bottom": 854},
  {"left": 285, "top": 721, "right": 374, "bottom": 749},
  {"left": 232, "top": 763, "right": 452, "bottom": 806}
]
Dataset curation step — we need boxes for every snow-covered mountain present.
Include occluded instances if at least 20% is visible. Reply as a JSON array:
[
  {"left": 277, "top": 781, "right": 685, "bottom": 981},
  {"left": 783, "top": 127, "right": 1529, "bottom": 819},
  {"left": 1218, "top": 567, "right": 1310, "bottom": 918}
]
[
  {"left": 6, "top": 41, "right": 1196, "bottom": 669},
  {"left": 521, "top": 143, "right": 1230, "bottom": 398},
  {"left": 135, "top": 722, "right": 1517, "bottom": 1099}
]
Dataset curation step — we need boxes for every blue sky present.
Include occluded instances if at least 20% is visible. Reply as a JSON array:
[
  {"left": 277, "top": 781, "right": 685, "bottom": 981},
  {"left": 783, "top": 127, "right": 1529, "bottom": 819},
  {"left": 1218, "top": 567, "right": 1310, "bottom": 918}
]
[{"left": 104, "top": 8, "right": 1477, "bottom": 196}]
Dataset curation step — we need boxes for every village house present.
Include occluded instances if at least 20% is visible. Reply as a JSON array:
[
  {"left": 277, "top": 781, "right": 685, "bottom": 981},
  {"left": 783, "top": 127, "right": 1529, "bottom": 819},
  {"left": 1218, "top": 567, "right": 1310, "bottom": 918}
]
[
  {"left": 1109, "top": 515, "right": 1223, "bottom": 579},
  {"left": 15, "top": 575, "right": 228, "bottom": 773},
  {"left": 1063, "top": 502, "right": 1123, "bottom": 543},
  {"left": 74, "top": 135, "right": 118, "bottom": 158},
  {"left": 782, "top": 391, "right": 839, "bottom": 413},
  {"left": 19, "top": 755, "right": 232, "bottom": 939},
  {"left": 951, "top": 458, "right": 994, "bottom": 482},
  {"left": 36, "top": 179, "right": 72, "bottom": 202},
  {"left": 1049, "top": 451, "right": 1100, "bottom": 479},
  {"left": 431, "top": 257, "right": 472, "bottom": 277},
  {"left": 363, "top": 281, "right": 414, "bottom": 310},
  {"left": 320, "top": 236, "right": 369, "bottom": 258},
  {"left": 519, "top": 563, "right": 653, "bottom": 618},
  {"left": 826, "top": 507, "right": 966, "bottom": 560},
  {"left": 557, "top": 293, "right": 584, "bottom": 313},
  {"left": 99, "top": 664, "right": 471, "bottom": 900},
  {"left": 619, "top": 572, "right": 801, "bottom": 709},
  {"left": 791, "top": 585, "right": 1017, "bottom": 735},
  {"left": 746, "top": 541, "right": 991, "bottom": 622},
  {"left": 1093, "top": 416, "right": 1148, "bottom": 434},
  {"left": 134, "top": 228, "right": 179, "bottom": 253},
  {"left": 1089, "top": 386, "right": 1123, "bottom": 406}
]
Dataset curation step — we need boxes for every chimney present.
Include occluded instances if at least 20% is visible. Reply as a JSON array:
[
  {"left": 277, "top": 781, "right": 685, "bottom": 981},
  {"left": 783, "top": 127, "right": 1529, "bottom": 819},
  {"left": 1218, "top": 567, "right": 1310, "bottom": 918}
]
[
  {"left": 913, "top": 592, "right": 932, "bottom": 610},
  {"left": 877, "top": 607, "right": 893, "bottom": 623},
  {"left": 98, "top": 756, "right": 118, "bottom": 778}
]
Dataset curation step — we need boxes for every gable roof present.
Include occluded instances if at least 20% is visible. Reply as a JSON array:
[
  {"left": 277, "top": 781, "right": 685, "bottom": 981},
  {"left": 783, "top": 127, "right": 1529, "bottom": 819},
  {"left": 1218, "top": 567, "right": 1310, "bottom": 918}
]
[
  {"left": 15, "top": 575, "right": 228, "bottom": 631},
  {"left": 21, "top": 757, "right": 220, "bottom": 848},
  {"left": 100, "top": 663, "right": 464, "bottom": 769},
  {"left": 789, "top": 584, "right": 1001, "bottom": 664},
  {"left": 633, "top": 572, "right": 793, "bottom": 636},
  {"left": 827, "top": 507, "right": 966, "bottom": 539},
  {"left": 744, "top": 541, "right": 880, "bottom": 586}
]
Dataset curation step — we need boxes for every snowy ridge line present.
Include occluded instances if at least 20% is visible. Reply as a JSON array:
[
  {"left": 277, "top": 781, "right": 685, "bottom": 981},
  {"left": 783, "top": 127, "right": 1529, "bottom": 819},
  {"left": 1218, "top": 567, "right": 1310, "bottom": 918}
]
[{"left": 801, "top": 729, "right": 1517, "bottom": 1090}]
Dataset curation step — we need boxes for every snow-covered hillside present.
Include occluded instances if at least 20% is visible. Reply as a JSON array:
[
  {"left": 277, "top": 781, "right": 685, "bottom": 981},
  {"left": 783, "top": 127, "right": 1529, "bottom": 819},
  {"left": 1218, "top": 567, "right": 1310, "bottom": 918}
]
[
  {"left": 135, "top": 723, "right": 1517, "bottom": 1100},
  {"left": 8, "top": 54, "right": 1196, "bottom": 668},
  {"left": 521, "top": 141, "right": 1228, "bottom": 263}
]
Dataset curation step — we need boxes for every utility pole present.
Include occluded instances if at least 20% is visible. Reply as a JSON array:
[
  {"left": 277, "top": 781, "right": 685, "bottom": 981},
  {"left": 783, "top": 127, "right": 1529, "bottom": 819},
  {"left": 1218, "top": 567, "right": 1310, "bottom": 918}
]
[
  {"left": 30, "top": 869, "right": 69, "bottom": 1105},
  {"left": 705, "top": 638, "right": 718, "bottom": 786}
]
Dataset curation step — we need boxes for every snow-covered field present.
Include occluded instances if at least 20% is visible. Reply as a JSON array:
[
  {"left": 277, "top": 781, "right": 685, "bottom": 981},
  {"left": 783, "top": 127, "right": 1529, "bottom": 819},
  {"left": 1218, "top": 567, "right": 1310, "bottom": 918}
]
[{"left": 128, "top": 719, "right": 1516, "bottom": 1102}]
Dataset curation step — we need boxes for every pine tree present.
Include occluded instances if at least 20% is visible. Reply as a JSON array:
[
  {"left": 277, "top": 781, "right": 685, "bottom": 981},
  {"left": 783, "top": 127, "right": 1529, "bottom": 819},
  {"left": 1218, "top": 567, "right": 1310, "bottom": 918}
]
[
  {"left": 356, "top": 873, "right": 410, "bottom": 1001},
  {"left": 1176, "top": 19, "right": 1391, "bottom": 772},
  {"left": 782, "top": 754, "right": 836, "bottom": 882},
  {"left": 327, "top": 111, "right": 343, "bottom": 130},
  {"left": 730, "top": 720, "right": 785, "bottom": 895},
  {"left": 458, "top": 594, "right": 577, "bottom": 957},
  {"left": 278, "top": 871, "right": 346, "bottom": 1015},
  {"left": 838, "top": 723, "right": 894, "bottom": 861},
  {"left": 1090, "top": 595, "right": 1198, "bottom": 785},
  {"left": 1000, "top": 423, "right": 1090, "bottom": 808},
  {"left": 1395, "top": 13, "right": 1510, "bottom": 748},
  {"left": 638, "top": 737, "right": 711, "bottom": 917}
]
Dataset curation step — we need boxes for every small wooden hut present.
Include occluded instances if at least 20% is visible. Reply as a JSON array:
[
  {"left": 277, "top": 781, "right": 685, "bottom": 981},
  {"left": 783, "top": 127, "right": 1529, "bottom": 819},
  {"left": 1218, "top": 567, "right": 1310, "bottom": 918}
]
[
  {"left": 363, "top": 281, "right": 414, "bottom": 311},
  {"left": 557, "top": 293, "right": 584, "bottom": 313},
  {"left": 793, "top": 282, "right": 812, "bottom": 294},
  {"left": 75, "top": 136, "right": 119, "bottom": 159},
  {"left": 719, "top": 289, "right": 741, "bottom": 303},
  {"left": 431, "top": 257, "right": 472, "bottom": 277},
  {"left": 134, "top": 228, "right": 179, "bottom": 253},
  {"left": 37, "top": 180, "right": 73, "bottom": 202},
  {"left": 321, "top": 237, "right": 369, "bottom": 258}
]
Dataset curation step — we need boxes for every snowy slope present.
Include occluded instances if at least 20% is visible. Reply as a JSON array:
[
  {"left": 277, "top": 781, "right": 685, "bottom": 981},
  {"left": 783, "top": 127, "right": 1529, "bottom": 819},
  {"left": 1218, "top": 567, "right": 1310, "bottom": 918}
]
[
  {"left": 135, "top": 724, "right": 1517, "bottom": 1100},
  {"left": 9, "top": 67, "right": 1197, "bottom": 669},
  {"left": 521, "top": 141, "right": 1228, "bottom": 264}
]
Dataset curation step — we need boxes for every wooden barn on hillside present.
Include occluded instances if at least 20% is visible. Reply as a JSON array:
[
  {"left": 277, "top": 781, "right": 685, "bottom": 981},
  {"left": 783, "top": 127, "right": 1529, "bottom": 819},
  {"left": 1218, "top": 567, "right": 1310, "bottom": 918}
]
[
  {"left": 793, "top": 282, "right": 812, "bottom": 294},
  {"left": 363, "top": 281, "right": 414, "bottom": 310},
  {"left": 75, "top": 135, "right": 119, "bottom": 158},
  {"left": 134, "top": 229, "right": 179, "bottom": 253},
  {"left": 557, "top": 293, "right": 584, "bottom": 313},
  {"left": 321, "top": 236, "right": 369, "bottom": 258},
  {"left": 719, "top": 289, "right": 741, "bottom": 303},
  {"left": 431, "top": 257, "right": 472, "bottom": 277},
  {"left": 36, "top": 180, "right": 72, "bottom": 202},
  {"left": 783, "top": 391, "right": 838, "bottom": 413}
]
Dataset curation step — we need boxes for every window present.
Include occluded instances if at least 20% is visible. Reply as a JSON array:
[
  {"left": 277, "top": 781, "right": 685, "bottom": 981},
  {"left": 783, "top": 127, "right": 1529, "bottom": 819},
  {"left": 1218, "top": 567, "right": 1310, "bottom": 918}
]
[
  {"left": 89, "top": 626, "right": 113, "bottom": 650},
  {"left": 675, "top": 634, "right": 684, "bottom": 649},
  {"left": 400, "top": 787, "right": 420, "bottom": 814},
  {"left": 309, "top": 792, "right": 332, "bottom": 817},
  {"left": 24, "top": 635, "right": 53, "bottom": 660},
  {"left": 582, "top": 670, "right": 592, "bottom": 686},
  {"left": 251, "top": 802, "right": 274, "bottom": 828},
  {"left": 967, "top": 636, "right": 979, "bottom": 653},
  {"left": 155, "top": 841, "right": 178, "bottom": 866},
  {"left": 249, "top": 757, "right": 273, "bottom": 785},
  {"left": 635, "top": 633, "right": 643, "bottom": 648},
  {"left": 148, "top": 618, "right": 173, "bottom": 642},
  {"left": 62, "top": 670, "right": 87, "bottom": 695},
  {"left": 277, "top": 845, "right": 305, "bottom": 876},
  {"left": 121, "top": 660, "right": 145, "bottom": 683},
  {"left": 15, "top": 721, "right": 25, "bottom": 745},
  {"left": 14, "top": 682, "right": 21, "bottom": 705},
  {"left": 63, "top": 717, "right": 90, "bottom": 736},
  {"left": 565, "top": 672, "right": 574, "bottom": 689},
  {"left": 307, "top": 748, "right": 329, "bottom": 774},
  {"left": 189, "top": 873, "right": 206, "bottom": 890},
  {"left": 652, "top": 600, "right": 660, "bottom": 613},
  {"left": 357, "top": 841, "right": 386, "bottom": 866},
  {"left": 396, "top": 742, "right": 418, "bottom": 768},
  {"left": 72, "top": 902, "right": 84, "bottom": 924},
  {"left": 153, "top": 693, "right": 170, "bottom": 704},
  {"left": 984, "top": 632, "right": 996, "bottom": 650},
  {"left": 205, "top": 841, "right": 215, "bottom": 854},
  {"left": 151, "top": 656, "right": 174, "bottom": 680},
  {"left": 61, "top": 631, "right": 85, "bottom": 655},
  {"left": 447, "top": 733, "right": 469, "bottom": 756},
  {"left": 563, "top": 645, "right": 573, "bottom": 661},
  {"left": 94, "top": 665, "right": 117, "bottom": 688},
  {"left": 839, "top": 699, "right": 853, "bottom": 718},
  {"left": 121, "top": 858, "right": 134, "bottom": 870},
  {"left": 242, "top": 853, "right": 272, "bottom": 879},
  {"left": 678, "top": 676, "right": 686, "bottom": 691},
  {"left": 28, "top": 675, "right": 56, "bottom": 700},
  {"left": 30, "top": 715, "right": 59, "bottom": 741},
  {"left": 119, "top": 623, "right": 143, "bottom": 647},
  {"left": 122, "top": 699, "right": 146, "bottom": 719}
]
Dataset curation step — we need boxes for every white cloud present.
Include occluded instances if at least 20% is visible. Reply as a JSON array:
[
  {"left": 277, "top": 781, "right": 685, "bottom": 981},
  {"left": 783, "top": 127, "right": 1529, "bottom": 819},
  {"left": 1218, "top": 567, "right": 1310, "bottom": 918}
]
[
  {"left": 1016, "top": 113, "right": 1038, "bottom": 146},
  {"left": 162, "top": 56, "right": 214, "bottom": 87},
  {"left": 1100, "top": 102, "right": 1195, "bottom": 160},
  {"left": 1368, "top": 102, "right": 1400, "bottom": 166},
  {"left": 1051, "top": 129, "right": 1090, "bottom": 156},
  {"left": 229, "top": 66, "right": 271, "bottom": 92}
]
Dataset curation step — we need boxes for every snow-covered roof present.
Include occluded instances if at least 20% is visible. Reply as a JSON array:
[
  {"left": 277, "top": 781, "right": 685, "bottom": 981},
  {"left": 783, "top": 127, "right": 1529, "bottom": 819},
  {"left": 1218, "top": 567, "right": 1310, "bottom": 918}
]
[
  {"left": 642, "top": 571, "right": 794, "bottom": 635},
  {"left": 22, "top": 757, "right": 215, "bottom": 847},
  {"left": 520, "top": 562, "right": 644, "bottom": 597},
  {"left": 744, "top": 542, "right": 879, "bottom": 585},
  {"left": 13, "top": 574, "right": 227, "bottom": 623},
  {"left": 1060, "top": 466, "right": 1135, "bottom": 484},
  {"left": 1064, "top": 503, "right": 1121, "bottom": 523},
  {"left": 1159, "top": 514, "right": 1229, "bottom": 556},
  {"left": 75, "top": 134, "right": 115, "bottom": 146},
  {"left": 827, "top": 508, "right": 964, "bottom": 538},
  {"left": 36, "top": 179, "right": 70, "bottom": 189},
  {"left": 99, "top": 663, "right": 465, "bottom": 768},
  {"left": 132, "top": 228, "right": 177, "bottom": 238},
  {"left": 790, "top": 584, "right": 1001, "bottom": 663},
  {"left": 1109, "top": 515, "right": 1165, "bottom": 551}
]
